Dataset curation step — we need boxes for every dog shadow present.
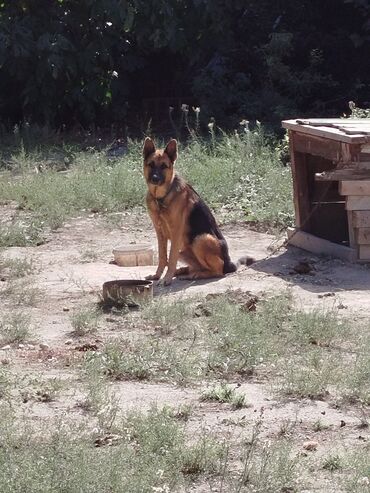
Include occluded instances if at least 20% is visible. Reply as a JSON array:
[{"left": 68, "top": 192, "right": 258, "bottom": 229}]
[
  {"left": 152, "top": 275, "right": 224, "bottom": 296},
  {"left": 152, "top": 245, "right": 370, "bottom": 296},
  {"left": 249, "top": 245, "right": 370, "bottom": 293}
]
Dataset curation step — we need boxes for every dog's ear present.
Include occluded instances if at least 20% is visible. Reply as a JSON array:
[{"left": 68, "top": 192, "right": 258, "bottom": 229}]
[
  {"left": 143, "top": 137, "right": 156, "bottom": 160},
  {"left": 164, "top": 139, "right": 177, "bottom": 163}
]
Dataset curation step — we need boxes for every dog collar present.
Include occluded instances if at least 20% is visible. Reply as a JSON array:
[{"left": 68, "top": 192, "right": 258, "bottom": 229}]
[{"left": 153, "top": 180, "right": 175, "bottom": 208}]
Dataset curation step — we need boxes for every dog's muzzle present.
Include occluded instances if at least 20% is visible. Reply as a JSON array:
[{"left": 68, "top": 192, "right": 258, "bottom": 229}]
[{"left": 149, "top": 170, "right": 164, "bottom": 185}]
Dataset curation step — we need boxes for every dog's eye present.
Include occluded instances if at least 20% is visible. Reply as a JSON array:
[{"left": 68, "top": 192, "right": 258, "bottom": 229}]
[
  {"left": 160, "top": 163, "right": 167, "bottom": 170},
  {"left": 148, "top": 162, "right": 155, "bottom": 168}
]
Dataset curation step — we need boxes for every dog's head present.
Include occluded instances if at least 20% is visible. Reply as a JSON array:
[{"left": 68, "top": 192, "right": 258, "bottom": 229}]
[{"left": 143, "top": 138, "right": 177, "bottom": 191}]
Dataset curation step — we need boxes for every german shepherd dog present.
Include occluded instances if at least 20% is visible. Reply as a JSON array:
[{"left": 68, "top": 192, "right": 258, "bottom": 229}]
[{"left": 143, "top": 138, "right": 253, "bottom": 286}]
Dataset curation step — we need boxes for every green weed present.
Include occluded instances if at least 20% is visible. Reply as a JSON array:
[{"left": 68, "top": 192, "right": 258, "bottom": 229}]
[
  {"left": 201, "top": 383, "right": 247, "bottom": 409},
  {"left": 323, "top": 454, "right": 342, "bottom": 472},
  {"left": 0, "top": 312, "right": 33, "bottom": 345},
  {"left": 0, "top": 278, "right": 42, "bottom": 306},
  {"left": 70, "top": 306, "right": 100, "bottom": 337},
  {"left": 0, "top": 256, "right": 36, "bottom": 279}
]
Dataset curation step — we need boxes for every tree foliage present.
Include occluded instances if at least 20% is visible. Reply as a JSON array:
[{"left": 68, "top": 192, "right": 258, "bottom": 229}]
[{"left": 0, "top": 0, "right": 369, "bottom": 129}]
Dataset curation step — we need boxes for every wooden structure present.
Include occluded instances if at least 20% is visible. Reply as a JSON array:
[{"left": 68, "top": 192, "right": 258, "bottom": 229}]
[{"left": 282, "top": 118, "right": 370, "bottom": 262}]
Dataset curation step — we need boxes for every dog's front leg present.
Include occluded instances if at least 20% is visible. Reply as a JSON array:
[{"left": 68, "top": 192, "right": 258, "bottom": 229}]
[
  {"left": 146, "top": 225, "right": 168, "bottom": 280},
  {"left": 159, "top": 234, "right": 182, "bottom": 286}
]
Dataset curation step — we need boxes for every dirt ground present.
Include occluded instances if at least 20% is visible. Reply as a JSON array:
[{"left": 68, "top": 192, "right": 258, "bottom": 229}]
[{"left": 1, "top": 211, "right": 369, "bottom": 492}]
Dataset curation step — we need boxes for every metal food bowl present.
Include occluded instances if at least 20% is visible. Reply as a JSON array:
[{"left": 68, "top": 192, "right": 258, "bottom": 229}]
[
  {"left": 102, "top": 279, "right": 153, "bottom": 307},
  {"left": 112, "top": 244, "right": 154, "bottom": 267}
]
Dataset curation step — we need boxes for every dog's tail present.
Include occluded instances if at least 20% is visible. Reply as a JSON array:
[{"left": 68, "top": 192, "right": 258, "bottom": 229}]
[{"left": 223, "top": 255, "right": 256, "bottom": 274}]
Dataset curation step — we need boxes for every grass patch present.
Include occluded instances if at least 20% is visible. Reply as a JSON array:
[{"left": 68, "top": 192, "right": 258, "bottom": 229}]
[
  {"left": 84, "top": 294, "right": 368, "bottom": 405},
  {"left": 70, "top": 306, "right": 101, "bottom": 337},
  {"left": 0, "top": 369, "right": 11, "bottom": 399},
  {"left": 19, "top": 377, "right": 65, "bottom": 404},
  {"left": 345, "top": 449, "right": 370, "bottom": 492},
  {"left": 80, "top": 248, "right": 99, "bottom": 263},
  {"left": 0, "top": 312, "right": 33, "bottom": 345},
  {"left": 0, "top": 404, "right": 223, "bottom": 493},
  {"left": 89, "top": 334, "right": 201, "bottom": 383},
  {"left": 0, "top": 129, "right": 293, "bottom": 245},
  {"left": 231, "top": 417, "right": 299, "bottom": 492},
  {"left": 279, "top": 350, "right": 339, "bottom": 400},
  {"left": 201, "top": 383, "right": 247, "bottom": 409},
  {"left": 0, "top": 278, "right": 42, "bottom": 306},
  {"left": 323, "top": 454, "right": 342, "bottom": 472},
  {"left": 0, "top": 221, "right": 44, "bottom": 247},
  {"left": 0, "top": 256, "right": 36, "bottom": 279},
  {"left": 141, "top": 296, "right": 196, "bottom": 335}
]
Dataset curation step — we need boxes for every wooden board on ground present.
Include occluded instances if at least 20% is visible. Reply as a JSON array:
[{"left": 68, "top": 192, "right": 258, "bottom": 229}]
[
  {"left": 346, "top": 196, "right": 370, "bottom": 210},
  {"left": 352, "top": 210, "right": 370, "bottom": 228},
  {"left": 339, "top": 180, "right": 370, "bottom": 196},
  {"left": 287, "top": 227, "right": 357, "bottom": 262}
]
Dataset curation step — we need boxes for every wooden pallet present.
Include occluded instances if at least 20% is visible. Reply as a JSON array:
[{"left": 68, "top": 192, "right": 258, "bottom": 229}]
[{"left": 339, "top": 180, "right": 370, "bottom": 260}]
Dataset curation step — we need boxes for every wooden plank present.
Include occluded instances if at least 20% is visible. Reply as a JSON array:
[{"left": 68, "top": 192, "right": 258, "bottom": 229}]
[
  {"left": 352, "top": 210, "right": 370, "bottom": 228},
  {"left": 315, "top": 170, "right": 370, "bottom": 181},
  {"left": 359, "top": 245, "right": 370, "bottom": 260},
  {"left": 359, "top": 152, "right": 370, "bottom": 161},
  {"left": 296, "top": 119, "right": 370, "bottom": 125},
  {"left": 358, "top": 162, "right": 370, "bottom": 170},
  {"left": 289, "top": 132, "right": 311, "bottom": 229},
  {"left": 282, "top": 120, "right": 370, "bottom": 144},
  {"left": 339, "top": 180, "right": 370, "bottom": 195},
  {"left": 346, "top": 196, "right": 370, "bottom": 210},
  {"left": 347, "top": 211, "right": 356, "bottom": 248},
  {"left": 287, "top": 227, "right": 357, "bottom": 262},
  {"left": 290, "top": 132, "right": 361, "bottom": 162},
  {"left": 356, "top": 228, "right": 370, "bottom": 244}
]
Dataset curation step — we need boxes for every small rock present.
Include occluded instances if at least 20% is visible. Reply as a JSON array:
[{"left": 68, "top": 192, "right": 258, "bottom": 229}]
[
  {"left": 64, "top": 339, "right": 73, "bottom": 345},
  {"left": 18, "top": 344, "right": 25, "bottom": 349},
  {"left": 62, "top": 307, "right": 70, "bottom": 312},
  {"left": 340, "top": 420, "right": 346, "bottom": 428},
  {"left": 0, "top": 345, "right": 11, "bottom": 351},
  {"left": 39, "top": 343, "right": 50, "bottom": 351},
  {"left": 1, "top": 358, "right": 10, "bottom": 365},
  {"left": 303, "top": 440, "right": 318, "bottom": 451}
]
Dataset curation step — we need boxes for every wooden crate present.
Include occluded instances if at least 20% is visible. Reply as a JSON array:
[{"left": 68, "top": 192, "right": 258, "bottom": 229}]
[{"left": 282, "top": 119, "right": 370, "bottom": 262}]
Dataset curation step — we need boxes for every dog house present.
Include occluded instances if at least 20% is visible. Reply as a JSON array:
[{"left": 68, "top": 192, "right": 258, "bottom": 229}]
[{"left": 282, "top": 119, "right": 370, "bottom": 262}]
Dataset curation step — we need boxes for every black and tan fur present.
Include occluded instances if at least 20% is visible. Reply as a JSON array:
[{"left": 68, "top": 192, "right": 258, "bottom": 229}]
[{"left": 143, "top": 137, "right": 252, "bottom": 286}]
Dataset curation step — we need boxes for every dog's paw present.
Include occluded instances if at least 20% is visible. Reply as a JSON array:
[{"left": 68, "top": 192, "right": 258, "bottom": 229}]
[
  {"left": 157, "top": 276, "right": 173, "bottom": 286},
  {"left": 145, "top": 274, "right": 160, "bottom": 281}
]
